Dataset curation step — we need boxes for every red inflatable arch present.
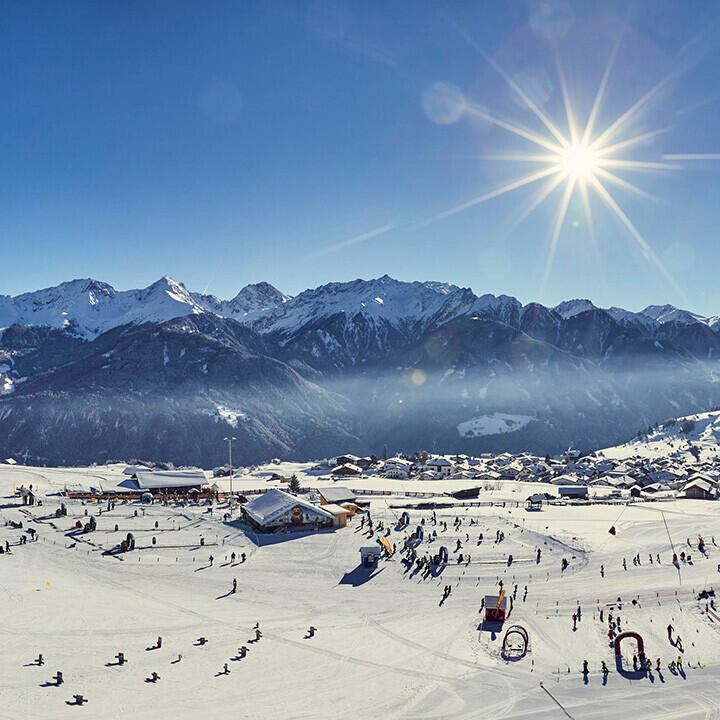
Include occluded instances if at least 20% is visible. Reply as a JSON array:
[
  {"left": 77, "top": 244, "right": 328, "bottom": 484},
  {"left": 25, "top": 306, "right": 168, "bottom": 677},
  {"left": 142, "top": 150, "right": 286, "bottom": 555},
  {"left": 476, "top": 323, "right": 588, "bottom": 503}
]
[{"left": 614, "top": 631, "right": 644, "bottom": 659}]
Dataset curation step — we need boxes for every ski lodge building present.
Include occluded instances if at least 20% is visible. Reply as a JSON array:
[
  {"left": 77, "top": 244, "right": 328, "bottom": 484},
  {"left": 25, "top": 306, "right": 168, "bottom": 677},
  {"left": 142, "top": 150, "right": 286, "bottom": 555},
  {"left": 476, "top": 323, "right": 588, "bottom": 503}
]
[{"left": 242, "top": 488, "right": 340, "bottom": 531}]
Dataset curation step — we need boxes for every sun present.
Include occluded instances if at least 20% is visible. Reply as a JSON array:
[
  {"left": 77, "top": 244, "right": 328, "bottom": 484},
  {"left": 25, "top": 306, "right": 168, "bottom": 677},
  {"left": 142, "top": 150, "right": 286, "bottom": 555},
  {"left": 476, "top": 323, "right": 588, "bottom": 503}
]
[
  {"left": 559, "top": 142, "right": 598, "bottom": 181},
  {"left": 422, "top": 44, "right": 694, "bottom": 301}
]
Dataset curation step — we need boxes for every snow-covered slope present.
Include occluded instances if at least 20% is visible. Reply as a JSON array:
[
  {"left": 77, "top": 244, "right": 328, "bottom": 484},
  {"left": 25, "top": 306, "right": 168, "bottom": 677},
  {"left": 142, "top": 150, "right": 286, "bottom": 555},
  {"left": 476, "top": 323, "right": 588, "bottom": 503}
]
[{"left": 600, "top": 409, "right": 720, "bottom": 463}]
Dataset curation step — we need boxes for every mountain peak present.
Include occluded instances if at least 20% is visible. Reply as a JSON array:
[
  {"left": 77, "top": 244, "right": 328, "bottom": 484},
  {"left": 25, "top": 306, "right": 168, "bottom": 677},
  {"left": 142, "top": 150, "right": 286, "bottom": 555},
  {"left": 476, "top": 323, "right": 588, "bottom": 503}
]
[{"left": 553, "top": 299, "right": 597, "bottom": 319}]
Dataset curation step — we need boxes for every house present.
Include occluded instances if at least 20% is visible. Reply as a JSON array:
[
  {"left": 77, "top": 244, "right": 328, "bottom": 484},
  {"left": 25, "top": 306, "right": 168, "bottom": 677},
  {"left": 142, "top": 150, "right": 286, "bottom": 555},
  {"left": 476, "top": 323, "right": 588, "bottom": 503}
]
[
  {"left": 484, "top": 594, "right": 507, "bottom": 623},
  {"left": 333, "top": 454, "right": 360, "bottom": 467},
  {"left": 381, "top": 467, "right": 409, "bottom": 480},
  {"left": 355, "top": 457, "right": 373, "bottom": 469},
  {"left": 629, "top": 485, "right": 644, "bottom": 498},
  {"left": 682, "top": 479, "right": 717, "bottom": 500},
  {"left": 242, "top": 488, "right": 335, "bottom": 531},
  {"left": 318, "top": 487, "right": 356, "bottom": 505},
  {"left": 551, "top": 474, "right": 579, "bottom": 485},
  {"left": 558, "top": 486, "right": 588, "bottom": 500},
  {"left": 331, "top": 464, "right": 362, "bottom": 477},
  {"left": 426, "top": 457, "right": 453, "bottom": 476}
]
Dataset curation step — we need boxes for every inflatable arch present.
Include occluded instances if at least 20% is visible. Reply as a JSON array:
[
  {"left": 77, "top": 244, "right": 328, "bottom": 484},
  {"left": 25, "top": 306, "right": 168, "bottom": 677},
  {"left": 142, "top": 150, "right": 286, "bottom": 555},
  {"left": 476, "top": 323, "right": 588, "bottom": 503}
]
[
  {"left": 502, "top": 625, "right": 529, "bottom": 659},
  {"left": 614, "top": 632, "right": 644, "bottom": 661}
]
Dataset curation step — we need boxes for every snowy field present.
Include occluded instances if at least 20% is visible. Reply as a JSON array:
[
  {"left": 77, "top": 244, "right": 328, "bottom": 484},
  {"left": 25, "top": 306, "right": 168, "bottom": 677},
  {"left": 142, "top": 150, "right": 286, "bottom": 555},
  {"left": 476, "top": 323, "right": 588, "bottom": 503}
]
[{"left": 4, "top": 464, "right": 720, "bottom": 719}]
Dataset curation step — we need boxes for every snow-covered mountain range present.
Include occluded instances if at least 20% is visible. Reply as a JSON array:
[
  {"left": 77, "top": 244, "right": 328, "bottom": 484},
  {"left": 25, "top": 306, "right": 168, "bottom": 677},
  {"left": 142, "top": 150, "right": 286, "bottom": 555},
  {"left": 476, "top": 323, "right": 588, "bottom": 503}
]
[
  {"left": 2, "top": 274, "right": 719, "bottom": 342},
  {"left": 4, "top": 274, "right": 720, "bottom": 466}
]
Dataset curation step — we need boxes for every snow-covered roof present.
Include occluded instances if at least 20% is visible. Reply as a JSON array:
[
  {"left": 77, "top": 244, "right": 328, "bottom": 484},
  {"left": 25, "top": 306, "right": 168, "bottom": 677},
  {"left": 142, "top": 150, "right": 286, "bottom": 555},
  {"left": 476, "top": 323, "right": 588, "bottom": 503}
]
[
  {"left": 321, "top": 503, "right": 351, "bottom": 515},
  {"left": 427, "top": 457, "right": 452, "bottom": 466},
  {"left": 243, "top": 488, "right": 333, "bottom": 526},
  {"left": 319, "top": 487, "right": 356, "bottom": 504},
  {"left": 134, "top": 470, "right": 207, "bottom": 490},
  {"left": 683, "top": 479, "right": 715, "bottom": 494}
]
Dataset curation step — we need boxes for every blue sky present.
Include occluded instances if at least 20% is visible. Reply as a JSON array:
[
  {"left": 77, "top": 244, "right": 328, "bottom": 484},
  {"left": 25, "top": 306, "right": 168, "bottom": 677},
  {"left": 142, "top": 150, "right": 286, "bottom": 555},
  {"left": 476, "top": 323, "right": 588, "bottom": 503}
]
[{"left": 4, "top": 0, "right": 720, "bottom": 313}]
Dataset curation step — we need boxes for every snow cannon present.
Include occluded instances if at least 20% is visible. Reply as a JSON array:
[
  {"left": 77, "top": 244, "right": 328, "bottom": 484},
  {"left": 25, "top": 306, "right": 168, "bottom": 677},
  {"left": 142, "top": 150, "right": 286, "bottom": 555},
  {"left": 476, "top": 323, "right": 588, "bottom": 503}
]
[{"left": 609, "top": 526, "right": 616, "bottom": 535}]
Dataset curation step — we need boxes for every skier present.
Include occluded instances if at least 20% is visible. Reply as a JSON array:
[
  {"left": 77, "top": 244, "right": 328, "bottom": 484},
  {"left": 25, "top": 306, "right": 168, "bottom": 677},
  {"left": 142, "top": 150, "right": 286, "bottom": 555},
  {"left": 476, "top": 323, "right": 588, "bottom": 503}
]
[
  {"left": 255, "top": 629, "right": 262, "bottom": 641},
  {"left": 241, "top": 552, "right": 246, "bottom": 563},
  {"left": 156, "top": 636, "right": 162, "bottom": 649},
  {"left": 676, "top": 636, "right": 683, "bottom": 652},
  {"left": 577, "top": 605, "right": 582, "bottom": 621},
  {"left": 209, "top": 555, "right": 214, "bottom": 566},
  {"left": 667, "top": 624, "right": 673, "bottom": 641},
  {"left": 238, "top": 646, "right": 248, "bottom": 658},
  {"left": 623, "top": 558, "right": 627, "bottom": 570},
  {"left": 308, "top": 626, "right": 316, "bottom": 637},
  {"left": 572, "top": 613, "right": 577, "bottom": 631},
  {"left": 232, "top": 578, "right": 237, "bottom": 594},
  {"left": 231, "top": 552, "right": 236, "bottom": 563},
  {"left": 150, "top": 671, "right": 160, "bottom": 682},
  {"left": 656, "top": 658, "right": 661, "bottom": 672},
  {"left": 222, "top": 663, "right": 230, "bottom": 675},
  {"left": 582, "top": 660, "right": 588, "bottom": 677},
  {"left": 537, "top": 548, "right": 541, "bottom": 563},
  {"left": 35, "top": 654, "right": 44, "bottom": 666},
  {"left": 633, "top": 655, "right": 638, "bottom": 671},
  {"left": 601, "top": 660, "right": 608, "bottom": 677},
  {"left": 600, "top": 564, "right": 604, "bottom": 577},
  {"left": 54, "top": 671, "right": 63, "bottom": 685}
]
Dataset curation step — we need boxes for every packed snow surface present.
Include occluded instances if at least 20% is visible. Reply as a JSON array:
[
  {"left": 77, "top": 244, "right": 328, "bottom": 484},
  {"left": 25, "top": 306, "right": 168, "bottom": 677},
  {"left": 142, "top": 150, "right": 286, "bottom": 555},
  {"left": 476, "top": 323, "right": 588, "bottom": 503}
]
[
  {"left": 457, "top": 413, "right": 534, "bottom": 438},
  {"left": 4, "top": 462, "right": 720, "bottom": 719}
]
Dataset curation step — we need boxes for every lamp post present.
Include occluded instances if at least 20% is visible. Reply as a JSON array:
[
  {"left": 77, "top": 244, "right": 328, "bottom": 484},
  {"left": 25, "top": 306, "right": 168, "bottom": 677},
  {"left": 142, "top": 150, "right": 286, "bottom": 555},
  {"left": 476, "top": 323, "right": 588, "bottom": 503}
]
[{"left": 223, "top": 436, "right": 237, "bottom": 506}]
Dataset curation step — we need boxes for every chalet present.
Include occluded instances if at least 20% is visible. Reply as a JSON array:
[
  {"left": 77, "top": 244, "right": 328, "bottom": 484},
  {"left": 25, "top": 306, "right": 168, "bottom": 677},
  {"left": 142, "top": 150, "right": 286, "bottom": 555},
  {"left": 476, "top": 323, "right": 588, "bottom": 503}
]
[
  {"left": 331, "top": 464, "right": 362, "bottom": 477},
  {"left": 381, "top": 467, "right": 409, "bottom": 480},
  {"left": 682, "top": 479, "right": 717, "bottom": 500},
  {"left": 426, "top": 457, "right": 453, "bottom": 476},
  {"left": 551, "top": 474, "right": 579, "bottom": 485},
  {"left": 333, "top": 454, "right": 360, "bottom": 467},
  {"left": 242, "top": 489, "right": 335, "bottom": 531}
]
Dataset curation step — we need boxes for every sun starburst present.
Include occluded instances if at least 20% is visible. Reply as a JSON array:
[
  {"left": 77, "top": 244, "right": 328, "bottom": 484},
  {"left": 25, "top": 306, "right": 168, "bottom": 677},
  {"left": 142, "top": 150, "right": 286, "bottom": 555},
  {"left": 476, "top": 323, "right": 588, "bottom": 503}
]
[{"left": 426, "top": 45, "right": 695, "bottom": 300}]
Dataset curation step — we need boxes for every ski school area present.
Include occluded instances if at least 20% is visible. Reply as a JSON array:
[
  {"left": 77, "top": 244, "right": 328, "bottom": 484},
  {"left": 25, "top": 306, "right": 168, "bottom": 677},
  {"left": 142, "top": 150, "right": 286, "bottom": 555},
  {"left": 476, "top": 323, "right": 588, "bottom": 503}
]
[{"left": 4, "top": 464, "right": 720, "bottom": 719}]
